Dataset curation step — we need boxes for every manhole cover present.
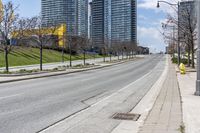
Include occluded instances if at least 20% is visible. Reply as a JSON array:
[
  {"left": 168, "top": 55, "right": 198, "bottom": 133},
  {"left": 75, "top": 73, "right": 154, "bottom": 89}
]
[{"left": 112, "top": 113, "right": 140, "bottom": 121}]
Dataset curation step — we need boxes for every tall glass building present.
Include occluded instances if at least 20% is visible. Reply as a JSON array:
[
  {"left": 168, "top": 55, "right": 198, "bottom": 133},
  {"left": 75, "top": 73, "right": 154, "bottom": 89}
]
[
  {"left": 91, "top": 0, "right": 137, "bottom": 48},
  {"left": 42, "top": 0, "right": 88, "bottom": 37},
  {"left": 90, "top": 0, "right": 105, "bottom": 48},
  {"left": 178, "top": 1, "right": 195, "bottom": 41},
  {"left": 42, "top": 0, "right": 67, "bottom": 26}
]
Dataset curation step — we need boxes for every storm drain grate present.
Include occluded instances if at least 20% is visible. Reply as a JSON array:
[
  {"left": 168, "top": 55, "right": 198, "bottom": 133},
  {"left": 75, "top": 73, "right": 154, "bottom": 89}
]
[{"left": 112, "top": 113, "right": 141, "bottom": 121}]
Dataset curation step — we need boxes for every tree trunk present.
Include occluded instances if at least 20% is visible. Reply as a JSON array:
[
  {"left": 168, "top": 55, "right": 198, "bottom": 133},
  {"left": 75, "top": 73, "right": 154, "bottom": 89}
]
[
  {"left": 40, "top": 45, "right": 43, "bottom": 71},
  {"left": 5, "top": 47, "right": 9, "bottom": 72},
  {"left": 132, "top": 50, "right": 134, "bottom": 58},
  {"left": 103, "top": 51, "right": 106, "bottom": 62},
  {"left": 62, "top": 47, "right": 64, "bottom": 63},
  {"left": 191, "top": 42, "right": 195, "bottom": 68},
  {"left": 187, "top": 46, "right": 191, "bottom": 67},
  {"left": 83, "top": 50, "right": 86, "bottom": 65},
  {"left": 110, "top": 53, "right": 112, "bottom": 62},
  {"left": 118, "top": 52, "right": 119, "bottom": 60},
  {"left": 69, "top": 47, "right": 72, "bottom": 67}
]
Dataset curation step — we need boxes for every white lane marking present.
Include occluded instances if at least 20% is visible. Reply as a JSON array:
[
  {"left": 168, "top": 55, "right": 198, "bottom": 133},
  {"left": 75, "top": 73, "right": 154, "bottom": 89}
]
[
  {"left": 40, "top": 56, "right": 165, "bottom": 133},
  {"left": 0, "top": 93, "right": 23, "bottom": 100},
  {"left": 40, "top": 62, "right": 158, "bottom": 133},
  {"left": 91, "top": 69, "right": 153, "bottom": 107}
]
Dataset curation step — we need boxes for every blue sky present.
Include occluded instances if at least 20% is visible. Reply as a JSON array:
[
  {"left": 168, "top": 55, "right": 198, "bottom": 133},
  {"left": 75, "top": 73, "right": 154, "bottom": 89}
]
[{"left": 3, "top": 0, "right": 175, "bottom": 53}]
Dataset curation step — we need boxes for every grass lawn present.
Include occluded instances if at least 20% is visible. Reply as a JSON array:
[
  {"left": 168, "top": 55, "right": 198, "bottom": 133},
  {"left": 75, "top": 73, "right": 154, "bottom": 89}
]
[{"left": 0, "top": 47, "right": 103, "bottom": 67}]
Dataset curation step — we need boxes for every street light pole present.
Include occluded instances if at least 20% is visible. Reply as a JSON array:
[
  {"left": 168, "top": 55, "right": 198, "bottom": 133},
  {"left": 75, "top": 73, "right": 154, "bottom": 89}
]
[
  {"left": 177, "top": 2, "right": 181, "bottom": 66},
  {"left": 195, "top": 0, "right": 200, "bottom": 96},
  {"left": 157, "top": 1, "right": 181, "bottom": 65}
]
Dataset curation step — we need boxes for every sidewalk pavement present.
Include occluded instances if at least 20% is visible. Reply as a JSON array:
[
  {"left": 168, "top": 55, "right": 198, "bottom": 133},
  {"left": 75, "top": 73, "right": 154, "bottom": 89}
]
[
  {"left": 0, "top": 57, "right": 105, "bottom": 72},
  {"left": 177, "top": 72, "right": 200, "bottom": 133},
  {"left": 111, "top": 55, "right": 168, "bottom": 133},
  {"left": 0, "top": 55, "right": 142, "bottom": 72},
  {"left": 0, "top": 56, "right": 141, "bottom": 83},
  {"left": 138, "top": 60, "right": 182, "bottom": 133}
]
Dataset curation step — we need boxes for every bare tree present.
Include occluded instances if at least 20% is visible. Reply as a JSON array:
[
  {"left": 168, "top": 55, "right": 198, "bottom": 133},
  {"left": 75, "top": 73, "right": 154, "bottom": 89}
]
[
  {"left": 0, "top": 1, "right": 18, "bottom": 72},
  {"left": 101, "top": 38, "right": 109, "bottom": 62},
  {"left": 23, "top": 16, "right": 59, "bottom": 71},
  {"left": 77, "top": 35, "right": 89, "bottom": 65},
  {"left": 162, "top": 1, "right": 197, "bottom": 68},
  {"left": 13, "top": 18, "right": 29, "bottom": 46},
  {"left": 112, "top": 40, "right": 121, "bottom": 60},
  {"left": 130, "top": 41, "right": 138, "bottom": 58}
]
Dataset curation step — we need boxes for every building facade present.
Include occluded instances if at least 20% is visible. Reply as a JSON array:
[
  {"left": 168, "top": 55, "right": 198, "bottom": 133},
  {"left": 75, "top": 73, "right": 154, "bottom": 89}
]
[
  {"left": 91, "top": 0, "right": 137, "bottom": 49},
  {"left": 179, "top": 0, "right": 196, "bottom": 40},
  {"left": 42, "top": 0, "right": 67, "bottom": 25},
  {"left": 41, "top": 0, "right": 88, "bottom": 37},
  {"left": 178, "top": 0, "right": 197, "bottom": 54},
  {"left": 90, "top": 0, "right": 105, "bottom": 49}
]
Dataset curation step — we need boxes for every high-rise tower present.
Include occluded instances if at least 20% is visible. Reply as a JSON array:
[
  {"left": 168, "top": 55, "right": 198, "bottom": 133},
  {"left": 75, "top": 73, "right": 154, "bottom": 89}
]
[
  {"left": 41, "top": 0, "right": 88, "bottom": 37},
  {"left": 90, "top": 0, "right": 104, "bottom": 49},
  {"left": 91, "top": 0, "right": 137, "bottom": 48}
]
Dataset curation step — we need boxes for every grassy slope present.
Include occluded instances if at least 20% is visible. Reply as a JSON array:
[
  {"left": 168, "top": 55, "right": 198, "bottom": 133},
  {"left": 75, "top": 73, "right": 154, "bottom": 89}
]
[{"left": 0, "top": 47, "right": 102, "bottom": 67}]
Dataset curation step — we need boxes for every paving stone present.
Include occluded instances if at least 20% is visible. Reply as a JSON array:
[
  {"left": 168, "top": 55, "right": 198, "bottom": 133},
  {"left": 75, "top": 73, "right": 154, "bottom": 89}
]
[{"left": 138, "top": 61, "right": 182, "bottom": 133}]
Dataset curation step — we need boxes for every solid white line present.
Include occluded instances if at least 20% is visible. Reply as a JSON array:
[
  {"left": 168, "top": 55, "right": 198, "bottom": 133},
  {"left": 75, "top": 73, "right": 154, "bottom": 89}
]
[
  {"left": 40, "top": 56, "right": 162, "bottom": 133},
  {"left": 0, "top": 93, "right": 23, "bottom": 100},
  {"left": 40, "top": 64, "right": 155, "bottom": 133},
  {"left": 91, "top": 69, "right": 154, "bottom": 107}
]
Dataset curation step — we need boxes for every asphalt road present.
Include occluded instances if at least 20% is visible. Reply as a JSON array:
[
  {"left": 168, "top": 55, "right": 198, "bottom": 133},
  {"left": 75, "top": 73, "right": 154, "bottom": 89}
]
[{"left": 0, "top": 55, "right": 165, "bottom": 133}]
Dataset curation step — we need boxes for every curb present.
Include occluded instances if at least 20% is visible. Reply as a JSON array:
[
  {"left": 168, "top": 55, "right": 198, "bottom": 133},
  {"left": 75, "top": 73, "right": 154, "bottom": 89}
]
[
  {"left": 0, "top": 59, "right": 135, "bottom": 84},
  {"left": 0, "top": 71, "right": 50, "bottom": 77},
  {"left": 111, "top": 55, "right": 169, "bottom": 133}
]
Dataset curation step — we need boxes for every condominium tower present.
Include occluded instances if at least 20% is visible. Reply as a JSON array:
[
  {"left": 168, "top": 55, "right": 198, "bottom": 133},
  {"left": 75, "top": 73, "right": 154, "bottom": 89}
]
[
  {"left": 91, "top": 0, "right": 137, "bottom": 49},
  {"left": 178, "top": 1, "right": 195, "bottom": 40},
  {"left": 41, "top": 0, "right": 88, "bottom": 37}
]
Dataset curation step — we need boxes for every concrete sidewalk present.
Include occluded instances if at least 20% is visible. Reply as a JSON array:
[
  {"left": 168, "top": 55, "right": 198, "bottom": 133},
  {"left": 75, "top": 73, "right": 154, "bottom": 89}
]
[
  {"left": 0, "top": 55, "right": 140, "bottom": 72},
  {"left": 138, "top": 61, "right": 182, "bottom": 133},
  {"left": 0, "top": 57, "right": 140, "bottom": 83},
  {"left": 0, "top": 57, "right": 106, "bottom": 72},
  {"left": 177, "top": 72, "right": 200, "bottom": 133}
]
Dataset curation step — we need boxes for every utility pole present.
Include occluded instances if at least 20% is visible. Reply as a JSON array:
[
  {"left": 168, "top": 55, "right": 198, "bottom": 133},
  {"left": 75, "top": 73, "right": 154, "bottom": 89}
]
[
  {"left": 157, "top": 1, "right": 180, "bottom": 65},
  {"left": 195, "top": 0, "right": 200, "bottom": 96},
  {"left": 177, "top": 2, "right": 181, "bottom": 66}
]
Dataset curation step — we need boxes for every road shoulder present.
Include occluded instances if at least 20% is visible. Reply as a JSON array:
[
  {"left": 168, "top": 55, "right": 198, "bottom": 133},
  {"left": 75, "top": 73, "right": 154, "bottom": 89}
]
[
  {"left": 111, "top": 55, "right": 169, "bottom": 133},
  {"left": 38, "top": 56, "right": 166, "bottom": 133}
]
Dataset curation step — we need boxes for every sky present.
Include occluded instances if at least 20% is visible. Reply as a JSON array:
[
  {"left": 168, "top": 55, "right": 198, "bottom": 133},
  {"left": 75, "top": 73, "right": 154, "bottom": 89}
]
[{"left": 2, "top": 0, "right": 177, "bottom": 53}]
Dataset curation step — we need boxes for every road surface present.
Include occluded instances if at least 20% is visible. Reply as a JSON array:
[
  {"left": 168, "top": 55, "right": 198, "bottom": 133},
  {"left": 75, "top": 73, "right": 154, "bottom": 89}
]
[{"left": 0, "top": 55, "right": 165, "bottom": 133}]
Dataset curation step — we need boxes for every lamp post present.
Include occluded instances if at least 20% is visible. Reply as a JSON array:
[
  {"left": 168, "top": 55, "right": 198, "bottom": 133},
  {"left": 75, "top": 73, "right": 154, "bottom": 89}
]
[
  {"left": 157, "top": 1, "right": 181, "bottom": 65},
  {"left": 195, "top": 0, "right": 200, "bottom": 96}
]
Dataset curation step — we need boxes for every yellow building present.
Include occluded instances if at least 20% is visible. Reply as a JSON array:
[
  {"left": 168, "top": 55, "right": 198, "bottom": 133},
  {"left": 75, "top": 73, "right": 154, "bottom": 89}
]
[
  {"left": 12, "top": 24, "right": 67, "bottom": 47},
  {"left": 54, "top": 24, "right": 67, "bottom": 47}
]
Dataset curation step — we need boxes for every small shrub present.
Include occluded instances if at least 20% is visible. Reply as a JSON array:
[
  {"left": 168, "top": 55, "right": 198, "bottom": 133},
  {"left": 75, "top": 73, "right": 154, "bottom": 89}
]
[
  {"left": 19, "top": 69, "right": 27, "bottom": 73},
  {"left": 53, "top": 68, "right": 58, "bottom": 71},
  {"left": 0, "top": 71, "right": 12, "bottom": 74},
  {"left": 179, "top": 124, "right": 185, "bottom": 133},
  {"left": 75, "top": 64, "right": 83, "bottom": 67},
  {"left": 171, "top": 57, "right": 188, "bottom": 65}
]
